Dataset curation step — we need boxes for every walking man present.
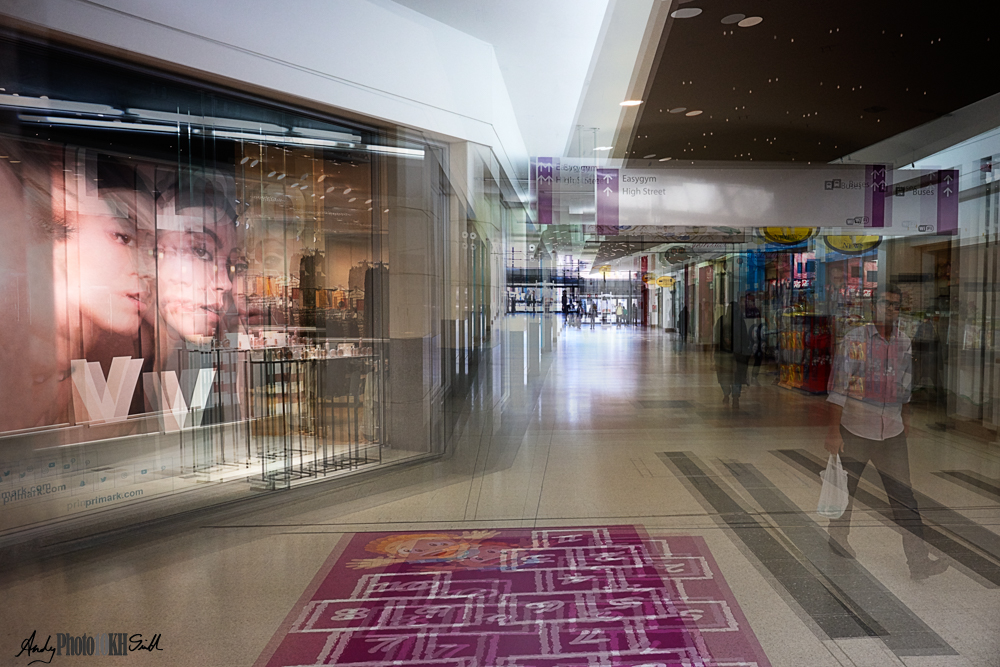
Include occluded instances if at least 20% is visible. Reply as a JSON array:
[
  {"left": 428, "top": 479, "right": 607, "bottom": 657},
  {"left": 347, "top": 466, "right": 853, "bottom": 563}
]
[{"left": 825, "top": 284, "right": 947, "bottom": 580}]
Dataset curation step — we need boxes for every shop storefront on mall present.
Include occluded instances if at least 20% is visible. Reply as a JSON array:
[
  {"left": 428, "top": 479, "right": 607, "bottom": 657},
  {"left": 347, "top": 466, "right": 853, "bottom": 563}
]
[{"left": 0, "top": 30, "right": 515, "bottom": 536}]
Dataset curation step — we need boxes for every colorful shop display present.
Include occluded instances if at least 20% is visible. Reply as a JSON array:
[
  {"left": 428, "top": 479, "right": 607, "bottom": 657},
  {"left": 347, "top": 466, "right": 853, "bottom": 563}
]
[{"left": 777, "top": 313, "right": 832, "bottom": 393}]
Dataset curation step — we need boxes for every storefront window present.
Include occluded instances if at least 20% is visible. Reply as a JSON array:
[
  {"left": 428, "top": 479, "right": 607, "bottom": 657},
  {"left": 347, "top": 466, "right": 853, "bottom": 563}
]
[{"left": 0, "top": 32, "right": 437, "bottom": 531}]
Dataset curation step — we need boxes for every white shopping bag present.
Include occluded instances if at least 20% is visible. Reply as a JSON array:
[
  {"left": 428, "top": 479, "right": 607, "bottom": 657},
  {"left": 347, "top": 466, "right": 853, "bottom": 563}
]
[{"left": 817, "top": 454, "right": 849, "bottom": 518}]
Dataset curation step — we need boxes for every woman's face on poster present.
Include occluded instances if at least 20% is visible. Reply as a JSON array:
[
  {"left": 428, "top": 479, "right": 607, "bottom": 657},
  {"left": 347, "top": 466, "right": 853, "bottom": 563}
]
[
  {"left": 69, "top": 194, "right": 149, "bottom": 335},
  {"left": 154, "top": 202, "right": 237, "bottom": 341}
]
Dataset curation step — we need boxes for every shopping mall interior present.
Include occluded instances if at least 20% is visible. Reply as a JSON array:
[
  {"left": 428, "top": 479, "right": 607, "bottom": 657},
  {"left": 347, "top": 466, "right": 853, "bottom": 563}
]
[{"left": 1, "top": 2, "right": 999, "bottom": 666}]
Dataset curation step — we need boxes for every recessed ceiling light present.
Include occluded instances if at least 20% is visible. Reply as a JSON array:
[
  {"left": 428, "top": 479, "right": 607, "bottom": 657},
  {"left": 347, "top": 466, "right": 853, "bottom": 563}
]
[
  {"left": 721, "top": 13, "right": 744, "bottom": 24},
  {"left": 267, "top": 171, "right": 276, "bottom": 177},
  {"left": 685, "top": 110, "right": 703, "bottom": 116},
  {"left": 671, "top": 8, "right": 702, "bottom": 19},
  {"left": 620, "top": 100, "right": 643, "bottom": 107},
  {"left": 595, "top": 146, "right": 614, "bottom": 151},
  {"left": 250, "top": 160, "right": 258, "bottom": 167},
  {"left": 658, "top": 157, "right": 672, "bottom": 162},
  {"left": 738, "top": 16, "right": 763, "bottom": 27},
  {"left": 643, "top": 154, "right": 656, "bottom": 159},
  {"left": 240, "top": 157, "right": 250, "bottom": 164},
  {"left": 669, "top": 107, "right": 687, "bottom": 114},
  {"left": 277, "top": 173, "right": 286, "bottom": 180}
]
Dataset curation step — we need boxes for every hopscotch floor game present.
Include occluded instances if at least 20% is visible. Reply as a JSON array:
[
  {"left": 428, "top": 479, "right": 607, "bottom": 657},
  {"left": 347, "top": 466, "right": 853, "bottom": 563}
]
[{"left": 256, "top": 525, "right": 771, "bottom": 667}]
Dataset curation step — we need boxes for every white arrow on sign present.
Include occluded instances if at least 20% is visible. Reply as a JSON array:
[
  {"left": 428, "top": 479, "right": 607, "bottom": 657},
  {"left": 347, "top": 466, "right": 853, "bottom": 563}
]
[
  {"left": 539, "top": 175, "right": 552, "bottom": 182},
  {"left": 943, "top": 174, "right": 953, "bottom": 183},
  {"left": 601, "top": 173, "right": 615, "bottom": 183},
  {"left": 603, "top": 186, "right": 614, "bottom": 196},
  {"left": 943, "top": 187, "right": 953, "bottom": 197}
]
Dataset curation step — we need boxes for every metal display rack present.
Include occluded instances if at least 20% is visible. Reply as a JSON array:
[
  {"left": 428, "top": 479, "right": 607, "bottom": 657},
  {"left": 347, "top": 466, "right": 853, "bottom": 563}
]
[{"left": 245, "top": 346, "right": 384, "bottom": 489}]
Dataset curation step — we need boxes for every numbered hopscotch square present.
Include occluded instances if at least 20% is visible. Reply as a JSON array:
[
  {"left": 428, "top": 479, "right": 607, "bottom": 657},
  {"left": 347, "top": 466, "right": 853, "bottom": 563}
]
[
  {"left": 535, "top": 568, "right": 606, "bottom": 593},
  {"left": 411, "top": 631, "right": 499, "bottom": 663},
  {"left": 570, "top": 544, "right": 652, "bottom": 570},
  {"left": 531, "top": 528, "right": 613, "bottom": 548},
  {"left": 495, "top": 652, "right": 704, "bottom": 667},
  {"left": 501, "top": 547, "right": 577, "bottom": 571},
  {"left": 351, "top": 571, "right": 449, "bottom": 599},
  {"left": 324, "top": 630, "right": 422, "bottom": 664},
  {"left": 584, "top": 589, "right": 677, "bottom": 622},
  {"left": 359, "top": 663, "right": 470, "bottom": 667},
  {"left": 648, "top": 555, "right": 713, "bottom": 581},
  {"left": 666, "top": 600, "right": 739, "bottom": 632},
  {"left": 540, "top": 622, "right": 636, "bottom": 657},
  {"left": 628, "top": 624, "right": 712, "bottom": 660},
  {"left": 293, "top": 599, "right": 386, "bottom": 632},
  {"left": 501, "top": 591, "right": 587, "bottom": 624},
  {"left": 437, "top": 577, "right": 510, "bottom": 600},
  {"left": 598, "top": 565, "right": 672, "bottom": 593},
  {"left": 377, "top": 598, "right": 484, "bottom": 631}
]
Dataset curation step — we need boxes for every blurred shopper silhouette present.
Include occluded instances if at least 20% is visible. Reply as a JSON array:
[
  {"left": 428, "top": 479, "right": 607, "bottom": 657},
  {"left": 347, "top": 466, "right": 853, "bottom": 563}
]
[
  {"left": 825, "top": 284, "right": 948, "bottom": 580},
  {"left": 714, "top": 300, "right": 752, "bottom": 409}
]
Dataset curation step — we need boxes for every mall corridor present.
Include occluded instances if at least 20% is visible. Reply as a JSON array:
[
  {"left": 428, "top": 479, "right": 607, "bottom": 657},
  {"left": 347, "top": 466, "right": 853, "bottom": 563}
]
[
  {"left": 4, "top": 2, "right": 1000, "bottom": 666},
  {"left": 2, "top": 323, "right": 998, "bottom": 666}
]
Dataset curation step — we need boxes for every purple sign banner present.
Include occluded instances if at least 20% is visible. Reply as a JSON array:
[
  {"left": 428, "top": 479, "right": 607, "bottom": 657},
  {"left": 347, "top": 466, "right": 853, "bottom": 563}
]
[
  {"left": 864, "top": 164, "right": 888, "bottom": 228},
  {"left": 596, "top": 168, "right": 619, "bottom": 236},
  {"left": 537, "top": 158, "right": 554, "bottom": 225},
  {"left": 937, "top": 169, "right": 959, "bottom": 234}
]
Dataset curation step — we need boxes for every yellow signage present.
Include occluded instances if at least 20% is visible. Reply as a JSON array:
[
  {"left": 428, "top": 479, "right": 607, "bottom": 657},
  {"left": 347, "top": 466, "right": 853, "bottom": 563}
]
[
  {"left": 761, "top": 227, "right": 816, "bottom": 246},
  {"left": 598, "top": 265, "right": 612, "bottom": 275},
  {"left": 656, "top": 276, "right": 676, "bottom": 288},
  {"left": 824, "top": 235, "right": 882, "bottom": 255},
  {"left": 641, "top": 272, "right": 653, "bottom": 284}
]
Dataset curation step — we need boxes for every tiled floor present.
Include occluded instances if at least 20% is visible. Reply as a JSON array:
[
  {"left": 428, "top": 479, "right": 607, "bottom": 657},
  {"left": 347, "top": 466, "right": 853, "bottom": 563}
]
[{"left": 2, "top": 319, "right": 999, "bottom": 666}]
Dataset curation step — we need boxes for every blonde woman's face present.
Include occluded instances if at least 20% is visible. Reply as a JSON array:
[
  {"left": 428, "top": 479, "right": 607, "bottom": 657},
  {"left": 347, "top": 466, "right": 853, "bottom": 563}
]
[{"left": 69, "top": 193, "right": 148, "bottom": 334}]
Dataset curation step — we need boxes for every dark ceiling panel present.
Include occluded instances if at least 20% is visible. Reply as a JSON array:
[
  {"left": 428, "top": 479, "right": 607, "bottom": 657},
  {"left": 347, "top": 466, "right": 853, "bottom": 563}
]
[{"left": 629, "top": 2, "right": 1000, "bottom": 163}]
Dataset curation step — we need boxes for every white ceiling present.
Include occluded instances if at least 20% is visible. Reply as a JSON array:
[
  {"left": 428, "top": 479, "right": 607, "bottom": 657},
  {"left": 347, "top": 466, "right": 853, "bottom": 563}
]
[{"left": 390, "top": 0, "right": 612, "bottom": 158}]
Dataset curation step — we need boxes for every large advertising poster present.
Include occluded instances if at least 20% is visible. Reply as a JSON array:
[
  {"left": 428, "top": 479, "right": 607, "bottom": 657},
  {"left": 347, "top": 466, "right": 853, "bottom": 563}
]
[{"left": 0, "top": 139, "right": 246, "bottom": 440}]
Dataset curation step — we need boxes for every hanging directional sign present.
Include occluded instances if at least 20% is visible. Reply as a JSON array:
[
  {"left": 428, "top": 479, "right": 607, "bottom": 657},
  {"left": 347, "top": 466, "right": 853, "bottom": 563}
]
[
  {"left": 937, "top": 169, "right": 959, "bottom": 234},
  {"left": 596, "top": 168, "right": 619, "bottom": 235},
  {"left": 865, "top": 164, "right": 888, "bottom": 228},
  {"left": 656, "top": 276, "right": 676, "bottom": 288},
  {"left": 531, "top": 157, "right": 956, "bottom": 233},
  {"left": 536, "top": 157, "right": 554, "bottom": 224}
]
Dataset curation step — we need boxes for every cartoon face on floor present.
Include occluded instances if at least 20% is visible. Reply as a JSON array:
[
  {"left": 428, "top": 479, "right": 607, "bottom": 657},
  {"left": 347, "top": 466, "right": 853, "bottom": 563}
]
[
  {"left": 350, "top": 531, "right": 517, "bottom": 570},
  {"left": 367, "top": 533, "right": 468, "bottom": 561},
  {"left": 452, "top": 541, "right": 508, "bottom": 568}
]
